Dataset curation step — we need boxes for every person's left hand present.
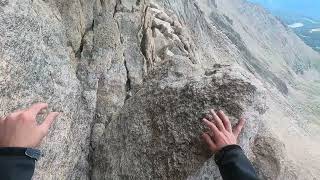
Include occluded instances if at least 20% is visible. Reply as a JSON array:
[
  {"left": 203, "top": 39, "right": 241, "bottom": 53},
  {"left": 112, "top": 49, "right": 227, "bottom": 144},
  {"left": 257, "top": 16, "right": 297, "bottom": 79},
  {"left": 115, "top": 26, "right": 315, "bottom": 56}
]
[{"left": 0, "top": 103, "right": 59, "bottom": 148}]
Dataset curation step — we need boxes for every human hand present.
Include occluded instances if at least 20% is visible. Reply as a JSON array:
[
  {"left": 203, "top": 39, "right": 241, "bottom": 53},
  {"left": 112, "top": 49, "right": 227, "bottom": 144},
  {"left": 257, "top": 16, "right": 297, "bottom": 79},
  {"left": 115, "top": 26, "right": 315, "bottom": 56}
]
[
  {"left": 0, "top": 103, "right": 59, "bottom": 148},
  {"left": 201, "top": 110, "right": 245, "bottom": 153}
]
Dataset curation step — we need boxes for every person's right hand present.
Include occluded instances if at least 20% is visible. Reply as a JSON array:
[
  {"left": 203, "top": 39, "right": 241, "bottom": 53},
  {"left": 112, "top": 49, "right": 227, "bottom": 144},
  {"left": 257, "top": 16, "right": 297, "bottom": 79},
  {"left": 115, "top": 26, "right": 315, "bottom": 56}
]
[
  {"left": 0, "top": 103, "right": 59, "bottom": 148},
  {"left": 202, "top": 110, "right": 245, "bottom": 153}
]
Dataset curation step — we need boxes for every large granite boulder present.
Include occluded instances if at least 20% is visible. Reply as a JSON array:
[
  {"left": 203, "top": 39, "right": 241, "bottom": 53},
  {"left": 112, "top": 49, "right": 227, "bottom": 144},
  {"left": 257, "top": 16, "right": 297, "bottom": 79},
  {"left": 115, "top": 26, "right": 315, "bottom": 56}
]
[{"left": 92, "top": 58, "right": 267, "bottom": 179}]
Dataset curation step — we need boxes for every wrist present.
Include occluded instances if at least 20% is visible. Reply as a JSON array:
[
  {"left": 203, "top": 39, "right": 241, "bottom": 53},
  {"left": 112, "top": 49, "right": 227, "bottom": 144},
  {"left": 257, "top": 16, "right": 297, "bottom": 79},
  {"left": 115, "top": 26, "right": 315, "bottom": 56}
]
[
  {"left": 214, "top": 144, "right": 242, "bottom": 164},
  {"left": 0, "top": 147, "right": 42, "bottom": 161}
]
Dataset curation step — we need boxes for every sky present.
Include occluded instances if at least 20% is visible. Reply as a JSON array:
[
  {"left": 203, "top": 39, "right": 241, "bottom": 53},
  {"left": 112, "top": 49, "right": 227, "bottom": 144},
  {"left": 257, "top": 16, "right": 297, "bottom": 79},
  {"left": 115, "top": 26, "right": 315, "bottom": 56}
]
[{"left": 248, "top": 0, "right": 320, "bottom": 19}]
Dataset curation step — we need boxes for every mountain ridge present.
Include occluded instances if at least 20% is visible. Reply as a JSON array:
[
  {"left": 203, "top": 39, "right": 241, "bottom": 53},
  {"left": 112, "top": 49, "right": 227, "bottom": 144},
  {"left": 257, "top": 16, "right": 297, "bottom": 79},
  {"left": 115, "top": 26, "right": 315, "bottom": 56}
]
[{"left": 0, "top": 0, "right": 319, "bottom": 179}]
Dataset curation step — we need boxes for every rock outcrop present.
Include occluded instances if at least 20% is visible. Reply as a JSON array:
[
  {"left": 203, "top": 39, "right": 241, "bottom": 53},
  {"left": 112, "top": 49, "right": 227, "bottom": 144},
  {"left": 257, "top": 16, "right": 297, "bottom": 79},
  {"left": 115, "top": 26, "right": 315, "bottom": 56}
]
[
  {"left": 0, "top": 0, "right": 319, "bottom": 180},
  {"left": 92, "top": 60, "right": 267, "bottom": 179}
]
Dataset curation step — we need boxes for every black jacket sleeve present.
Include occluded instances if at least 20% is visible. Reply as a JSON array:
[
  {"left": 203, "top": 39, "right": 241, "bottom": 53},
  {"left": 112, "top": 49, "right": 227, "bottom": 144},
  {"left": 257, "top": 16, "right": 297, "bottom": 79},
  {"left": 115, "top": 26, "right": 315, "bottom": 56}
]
[
  {"left": 0, "top": 148, "right": 36, "bottom": 180},
  {"left": 215, "top": 145, "right": 258, "bottom": 180}
]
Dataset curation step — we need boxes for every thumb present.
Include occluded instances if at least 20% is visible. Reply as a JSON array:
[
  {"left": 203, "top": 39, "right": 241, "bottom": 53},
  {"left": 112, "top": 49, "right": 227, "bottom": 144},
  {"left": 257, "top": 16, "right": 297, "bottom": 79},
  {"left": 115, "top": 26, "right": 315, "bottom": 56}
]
[
  {"left": 40, "top": 112, "right": 59, "bottom": 135},
  {"left": 202, "top": 133, "right": 218, "bottom": 153},
  {"left": 233, "top": 118, "right": 245, "bottom": 137}
]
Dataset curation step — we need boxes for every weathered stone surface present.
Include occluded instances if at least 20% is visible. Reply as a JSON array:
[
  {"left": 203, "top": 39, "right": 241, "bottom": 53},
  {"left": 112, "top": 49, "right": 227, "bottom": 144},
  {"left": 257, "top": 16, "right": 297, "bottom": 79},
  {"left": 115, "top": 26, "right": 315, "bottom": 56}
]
[
  {"left": 92, "top": 58, "right": 267, "bottom": 179},
  {"left": 252, "top": 136, "right": 287, "bottom": 180},
  {"left": 0, "top": 1, "right": 95, "bottom": 179},
  {"left": 0, "top": 0, "right": 320, "bottom": 179}
]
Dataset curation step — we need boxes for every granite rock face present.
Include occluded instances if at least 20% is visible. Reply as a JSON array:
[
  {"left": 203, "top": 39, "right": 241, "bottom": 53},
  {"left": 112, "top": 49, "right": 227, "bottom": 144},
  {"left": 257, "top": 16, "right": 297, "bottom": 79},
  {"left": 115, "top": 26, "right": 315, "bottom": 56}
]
[
  {"left": 0, "top": 1, "right": 95, "bottom": 179},
  {"left": 0, "top": 0, "right": 320, "bottom": 180},
  {"left": 92, "top": 60, "right": 267, "bottom": 179}
]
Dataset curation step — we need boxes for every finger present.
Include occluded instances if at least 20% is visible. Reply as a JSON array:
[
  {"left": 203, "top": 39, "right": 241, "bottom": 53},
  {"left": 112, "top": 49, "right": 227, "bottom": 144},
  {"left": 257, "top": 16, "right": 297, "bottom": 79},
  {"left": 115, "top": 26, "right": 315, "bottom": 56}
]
[
  {"left": 210, "top": 109, "right": 225, "bottom": 131},
  {"left": 233, "top": 118, "right": 245, "bottom": 137},
  {"left": 8, "top": 109, "right": 25, "bottom": 119},
  {"left": 202, "top": 118, "right": 220, "bottom": 137},
  {"left": 208, "top": 131, "right": 214, "bottom": 139},
  {"left": 217, "top": 110, "right": 232, "bottom": 132},
  {"left": 204, "top": 130, "right": 215, "bottom": 139},
  {"left": 39, "top": 112, "right": 59, "bottom": 135},
  {"left": 0, "top": 115, "right": 5, "bottom": 122},
  {"left": 202, "top": 133, "right": 217, "bottom": 152},
  {"left": 205, "top": 114, "right": 213, "bottom": 122},
  {"left": 2, "top": 109, "right": 25, "bottom": 121},
  {"left": 27, "top": 103, "right": 48, "bottom": 118}
]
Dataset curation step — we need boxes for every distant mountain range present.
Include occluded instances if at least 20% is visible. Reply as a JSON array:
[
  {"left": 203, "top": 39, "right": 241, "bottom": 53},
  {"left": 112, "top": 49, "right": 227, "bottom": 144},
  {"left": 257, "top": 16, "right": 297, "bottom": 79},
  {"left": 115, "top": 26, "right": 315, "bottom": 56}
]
[
  {"left": 248, "top": 0, "right": 320, "bottom": 53},
  {"left": 275, "top": 12, "right": 320, "bottom": 53},
  {"left": 248, "top": 0, "right": 320, "bottom": 19}
]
